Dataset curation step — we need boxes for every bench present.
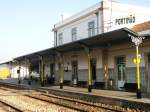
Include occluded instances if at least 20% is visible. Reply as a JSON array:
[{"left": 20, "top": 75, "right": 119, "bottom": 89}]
[
  {"left": 77, "top": 81, "right": 87, "bottom": 88},
  {"left": 63, "top": 80, "right": 71, "bottom": 85},
  {"left": 93, "top": 82, "right": 105, "bottom": 89},
  {"left": 48, "top": 77, "right": 55, "bottom": 84},
  {"left": 121, "top": 83, "right": 138, "bottom": 92}
]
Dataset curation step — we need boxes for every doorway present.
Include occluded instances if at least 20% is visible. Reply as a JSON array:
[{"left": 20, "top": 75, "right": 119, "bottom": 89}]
[
  {"left": 116, "top": 57, "right": 126, "bottom": 89},
  {"left": 50, "top": 64, "right": 55, "bottom": 78},
  {"left": 49, "top": 64, "right": 55, "bottom": 84},
  {"left": 72, "top": 61, "right": 78, "bottom": 85},
  {"left": 148, "top": 55, "right": 150, "bottom": 91},
  {"left": 91, "top": 59, "right": 96, "bottom": 85}
]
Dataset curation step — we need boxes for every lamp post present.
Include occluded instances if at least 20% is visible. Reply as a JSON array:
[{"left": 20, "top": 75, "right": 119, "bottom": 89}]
[
  {"left": 88, "top": 53, "right": 92, "bottom": 92},
  {"left": 129, "top": 34, "right": 145, "bottom": 99},
  {"left": 57, "top": 53, "right": 63, "bottom": 89},
  {"left": 18, "top": 66, "right": 21, "bottom": 84}
]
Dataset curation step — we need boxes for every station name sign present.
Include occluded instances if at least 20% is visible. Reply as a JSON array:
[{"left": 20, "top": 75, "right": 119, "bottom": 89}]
[{"left": 115, "top": 15, "right": 135, "bottom": 25}]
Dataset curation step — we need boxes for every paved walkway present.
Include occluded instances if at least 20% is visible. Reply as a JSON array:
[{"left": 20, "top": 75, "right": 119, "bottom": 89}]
[
  {"left": 42, "top": 86, "right": 150, "bottom": 104},
  {"left": 0, "top": 78, "right": 41, "bottom": 88},
  {"left": 1, "top": 78, "right": 150, "bottom": 104}
]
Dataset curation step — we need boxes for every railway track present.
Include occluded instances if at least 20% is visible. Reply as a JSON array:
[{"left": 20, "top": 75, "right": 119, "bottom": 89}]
[
  {"left": 0, "top": 86, "right": 126, "bottom": 112},
  {"left": 26, "top": 92, "right": 125, "bottom": 112},
  {"left": 0, "top": 87, "right": 79, "bottom": 112},
  {"left": 0, "top": 98, "right": 24, "bottom": 112}
]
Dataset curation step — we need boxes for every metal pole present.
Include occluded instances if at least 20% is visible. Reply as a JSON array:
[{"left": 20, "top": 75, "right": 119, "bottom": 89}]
[
  {"left": 60, "top": 63, "right": 63, "bottom": 89},
  {"left": 28, "top": 61, "right": 31, "bottom": 85},
  {"left": 41, "top": 60, "right": 44, "bottom": 86},
  {"left": 39, "top": 56, "right": 44, "bottom": 87},
  {"left": 129, "top": 34, "right": 145, "bottom": 99},
  {"left": 88, "top": 54, "right": 92, "bottom": 92},
  {"left": 18, "top": 66, "right": 21, "bottom": 84},
  {"left": 136, "top": 46, "right": 141, "bottom": 98}
]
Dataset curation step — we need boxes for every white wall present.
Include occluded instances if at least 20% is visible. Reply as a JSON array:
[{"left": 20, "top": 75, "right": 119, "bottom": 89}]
[
  {"left": 54, "top": 0, "right": 150, "bottom": 46},
  {"left": 56, "top": 14, "right": 98, "bottom": 45},
  {"left": 104, "top": 1, "right": 150, "bottom": 31},
  {"left": 11, "top": 65, "right": 29, "bottom": 78},
  {"left": 108, "top": 43, "right": 147, "bottom": 68},
  {"left": 56, "top": 49, "right": 103, "bottom": 71}
]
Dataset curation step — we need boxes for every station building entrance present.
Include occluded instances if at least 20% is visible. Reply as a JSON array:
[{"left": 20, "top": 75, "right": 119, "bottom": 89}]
[
  {"left": 72, "top": 61, "right": 78, "bottom": 85},
  {"left": 116, "top": 57, "right": 126, "bottom": 89},
  {"left": 148, "top": 54, "right": 150, "bottom": 91},
  {"left": 91, "top": 58, "right": 96, "bottom": 85}
]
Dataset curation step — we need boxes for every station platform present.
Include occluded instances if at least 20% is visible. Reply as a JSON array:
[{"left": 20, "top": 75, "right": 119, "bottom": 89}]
[
  {"left": 0, "top": 78, "right": 150, "bottom": 110},
  {"left": 42, "top": 86, "right": 150, "bottom": 103}
]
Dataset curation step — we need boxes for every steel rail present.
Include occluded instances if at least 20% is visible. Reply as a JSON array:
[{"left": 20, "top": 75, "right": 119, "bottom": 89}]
[
  {"left": 0, "top": 99, "right": 24, "bottom": 112},
  {"left": 0, "top": 83, "right": 126, "bottom": 112},
  {"left": 26, "top": 93, "right": 123, "bottom": 112}
]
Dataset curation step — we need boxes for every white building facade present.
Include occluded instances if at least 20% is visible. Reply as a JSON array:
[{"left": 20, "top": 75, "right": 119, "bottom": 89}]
[
  {"left": 51, "top": 0, "right": 150, "bottom": 92},
  {"left": 1, "top": 0, "right": 150, "bottom": 93},
  {"left": 53, "top": 0, "right": 150, "bottom": 46}
]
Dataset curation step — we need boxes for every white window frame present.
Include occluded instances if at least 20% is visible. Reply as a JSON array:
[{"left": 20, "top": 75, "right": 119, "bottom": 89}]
[
  {"left": 71, "top": 27, "right": 77, "bottom": 41},
  {"left": 88, "top": 21, "right": 95, "bottom": 37},
  {"left": 58, "top": 33, "right": 63, "bottom": 45}
]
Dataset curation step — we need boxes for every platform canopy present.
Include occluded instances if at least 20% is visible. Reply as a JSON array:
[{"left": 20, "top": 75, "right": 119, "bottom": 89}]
[{"left": 14, "top": 27, "right": 139, "bottom": 61}]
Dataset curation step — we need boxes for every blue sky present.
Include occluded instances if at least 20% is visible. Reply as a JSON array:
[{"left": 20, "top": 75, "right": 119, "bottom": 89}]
[{"left": 0, "top": 0, "right": 149, "bottom": 60}]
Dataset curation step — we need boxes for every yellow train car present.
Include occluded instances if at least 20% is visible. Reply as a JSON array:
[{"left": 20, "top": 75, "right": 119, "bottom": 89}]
[{"left": 0, "top": 68, "right": 10, "bottom": 79}]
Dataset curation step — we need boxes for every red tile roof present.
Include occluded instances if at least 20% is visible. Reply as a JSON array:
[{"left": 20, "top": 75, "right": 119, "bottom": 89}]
[{"left": 131, "top": 21, "right": 150, "bottom": 32}]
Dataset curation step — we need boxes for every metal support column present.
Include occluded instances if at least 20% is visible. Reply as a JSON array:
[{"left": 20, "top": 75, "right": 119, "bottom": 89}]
[
  {"left": 17, "top": 61, "right": 21, "bottom": 84},
  {"left": 58, "top": 53, "right": 63, "bottom": 89},
  {"left": 79, "top": 42, "right": 92, "bottom": 92},
  {"left": 18, "top": 67, "right": 21, "bottom": 84},
  {"left": 53, "top": 63, "right": 56, "bottom": 84},
  {"left": 39, "top": 56, "right": 44, "bottom": 86},
  {"left": 102, "top": 49, "right": 108, "bottom": 89},
  {"left": 59, "top": 62, "right": 63, "bottom": 89},
  {"left": 88, "top": 53, "right": 92, "bottom": 92},
  {"left": 53, "top": 55, "right": 56, "bottom": 85},
  {"left": 136, "top": 46, "right": 141, "bottom": 98},
  {"left": 26, "top": 58, "right": 31, "bottom": 85}
]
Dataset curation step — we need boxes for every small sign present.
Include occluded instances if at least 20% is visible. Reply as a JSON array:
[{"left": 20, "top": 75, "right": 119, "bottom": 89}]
[
  {"left": 133, "top": 58, "right": 140, "bottom": 64},
  {"left": 115, "top": 15, "right": 135, "bottom": 25},
  {"left": 17, "top": 70, "right": 20, "bottom": 74}
]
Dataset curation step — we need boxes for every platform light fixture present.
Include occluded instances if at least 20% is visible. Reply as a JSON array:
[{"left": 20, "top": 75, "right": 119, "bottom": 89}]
[{"left": 129, "top": 34, "right": 145, "bottom": 99}]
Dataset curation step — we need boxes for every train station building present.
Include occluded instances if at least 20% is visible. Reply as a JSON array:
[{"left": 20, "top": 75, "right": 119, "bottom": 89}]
[{"left": 1, "top": 0, "right": 150, "bottom": 93}]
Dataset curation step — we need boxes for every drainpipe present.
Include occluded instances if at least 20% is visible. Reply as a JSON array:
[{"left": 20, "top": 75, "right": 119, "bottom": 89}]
[
  {"left": 54, "top": 25, "right": 57, "bottom": 47},
  {"left": 95, "top": 11, "right": 99, "bottom": 35},
  {"left": 101, "top": 0, "right": 104, "bottom": 33}
]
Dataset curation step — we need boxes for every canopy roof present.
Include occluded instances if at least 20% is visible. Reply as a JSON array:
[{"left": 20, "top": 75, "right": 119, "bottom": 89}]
[{"left": 14, "top": 27, "right": 139, "bottom": 61}]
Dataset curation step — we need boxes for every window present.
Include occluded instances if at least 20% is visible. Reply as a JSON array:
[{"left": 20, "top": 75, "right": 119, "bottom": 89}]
[
  {"left": 88, "top": 21, "right": 95, "bottom": 37},
  {"left": 58, "top": 33, "right": 63, "bottom": 45},
  {"left": 71, "top": 27, "right": 77, "bottom": 41}
]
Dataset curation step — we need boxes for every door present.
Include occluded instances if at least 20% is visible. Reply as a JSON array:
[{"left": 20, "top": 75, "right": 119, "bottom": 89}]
[
  {"left": 72, "top": 61, "right": 78, "bottom": 85},
  {"left": 42, "top": 64, "right": 45, "bottom": 84},
  {"left": 148, "top": 55, "right": 150, "bottom": 91},
  {"left": 50, "top": 64, "right": 54, "bottom": 78},
  {"left": 116, "top": 57, "right": 126, "bottom": 89},
  {"left": 91, "top": 59, "right": 96, "bottom": 85},
  {"left": 49, "top": 64, "right": 55, "bottom": 84}
]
